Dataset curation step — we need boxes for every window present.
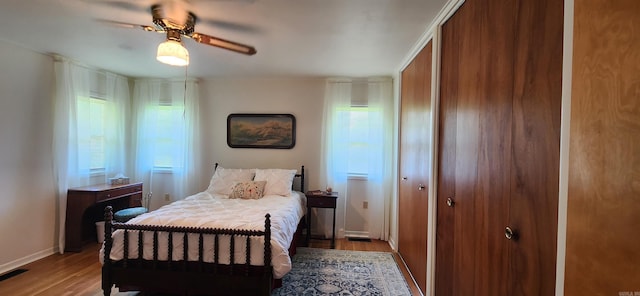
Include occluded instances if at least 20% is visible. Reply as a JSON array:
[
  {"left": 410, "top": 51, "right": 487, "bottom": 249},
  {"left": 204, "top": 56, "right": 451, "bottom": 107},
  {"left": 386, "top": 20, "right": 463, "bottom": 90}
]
[
  {"left": 321, "top": 79, "right": 393, "bottom": 240},
  {"left": 151, "top": 104, "right": 185, "bottom": 169},
  {"left": 343, "top": 106, "right": 370, "bottom": 177},
  {"left": 132, "top": 79, "right": 200, "bottom": 199},
  {"left": 77, "top": 96, "right": 107, "bottom": 173}
]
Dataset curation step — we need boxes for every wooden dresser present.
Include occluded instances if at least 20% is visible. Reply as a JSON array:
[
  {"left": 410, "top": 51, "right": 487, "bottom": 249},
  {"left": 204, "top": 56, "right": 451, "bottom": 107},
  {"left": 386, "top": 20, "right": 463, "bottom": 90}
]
[{"left": 64, "top": 182, "right": 143, "bottom": 252}]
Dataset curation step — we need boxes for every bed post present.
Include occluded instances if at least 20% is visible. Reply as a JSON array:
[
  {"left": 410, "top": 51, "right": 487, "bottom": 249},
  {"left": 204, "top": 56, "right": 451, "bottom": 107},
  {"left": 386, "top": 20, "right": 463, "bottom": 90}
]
[
  {"left": 102, "top": 206, "right": 114, "bottom": 296},
  {"left": 300, "top": 165, "right": 305, "bottom": 192},
  {"left": 264, "top": 213, "right": 272, "bottom": 293},
  {"left": 264, "top": 213, "right": 271, "bottom": 267}
]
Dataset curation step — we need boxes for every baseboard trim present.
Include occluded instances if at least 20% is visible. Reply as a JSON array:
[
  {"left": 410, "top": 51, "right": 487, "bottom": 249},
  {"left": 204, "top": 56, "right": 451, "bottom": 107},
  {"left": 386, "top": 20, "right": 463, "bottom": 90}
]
[
  {"left": 344, "top": 230, "right": 370, "bottom": 239},
  {"left": 388, "top": 236, "right": 398, "bottom": 251},
  {"left": 0, "top": 247, "right": 57, "bottom": 275},
  {"left": 396, "top": 252, "right": 425, "bottom": 296}
]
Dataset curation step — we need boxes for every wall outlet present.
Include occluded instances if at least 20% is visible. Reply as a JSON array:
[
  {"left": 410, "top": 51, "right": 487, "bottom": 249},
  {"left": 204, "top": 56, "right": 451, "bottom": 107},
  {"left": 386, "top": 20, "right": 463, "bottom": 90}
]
[
  {"left": 363, "top": 201, "right": 368, "bottom": 209},
  {"left": 164, "top": 193, "right": 170, "bottom": 201}
]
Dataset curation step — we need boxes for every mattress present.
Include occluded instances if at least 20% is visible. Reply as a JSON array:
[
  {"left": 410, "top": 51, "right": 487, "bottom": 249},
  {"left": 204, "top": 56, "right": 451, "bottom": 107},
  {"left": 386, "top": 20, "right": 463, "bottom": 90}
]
[{"left": 100, "top": 190, "right": 306, "bottom": 279}]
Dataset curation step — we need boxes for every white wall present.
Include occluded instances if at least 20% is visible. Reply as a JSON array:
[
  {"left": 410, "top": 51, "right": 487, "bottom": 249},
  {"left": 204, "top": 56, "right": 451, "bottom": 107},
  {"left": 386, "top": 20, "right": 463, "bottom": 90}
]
[
  {"left": 0, "top": 40, "right": 56, "bottom": 273},
  {"left": 198, "top": 77, "right": 325, "bottom": 190}
]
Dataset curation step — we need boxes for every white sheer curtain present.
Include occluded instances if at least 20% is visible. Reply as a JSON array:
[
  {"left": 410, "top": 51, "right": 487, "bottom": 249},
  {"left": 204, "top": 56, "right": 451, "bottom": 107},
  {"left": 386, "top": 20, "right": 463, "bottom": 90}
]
[
  {"left": 132, "top": 79, "right": 200, "bottom": 208},
  {"left": 53, "top": 57, "right": 130, "bottom": 253},
  {"left": 320, "top": 77, "right": 394, "bottom": 240},
  {"left": 320, "top": 79, "right": 352, "bottom": 238},
  {"left": 365, "top": 78, "right": 393, "bottom": 240},
  {"left": 102, "top": 73, "right": 130, "bottom": 178}
]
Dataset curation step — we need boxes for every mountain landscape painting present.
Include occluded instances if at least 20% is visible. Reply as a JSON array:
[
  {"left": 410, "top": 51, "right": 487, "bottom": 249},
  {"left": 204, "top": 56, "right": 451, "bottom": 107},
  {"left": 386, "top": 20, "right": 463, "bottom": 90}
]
[{"left": 227, "top": 114, "right": 296, "bottom": 149}]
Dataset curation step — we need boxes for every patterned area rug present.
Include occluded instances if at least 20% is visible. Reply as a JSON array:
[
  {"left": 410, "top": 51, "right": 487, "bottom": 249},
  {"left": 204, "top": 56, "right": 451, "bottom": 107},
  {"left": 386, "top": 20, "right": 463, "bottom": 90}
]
[{"left": 272, "top": 248, "right": 411, "bottom": 296}]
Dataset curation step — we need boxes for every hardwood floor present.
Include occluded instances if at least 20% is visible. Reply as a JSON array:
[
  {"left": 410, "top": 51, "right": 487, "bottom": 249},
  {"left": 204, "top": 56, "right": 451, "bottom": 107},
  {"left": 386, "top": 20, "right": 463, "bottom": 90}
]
[{"left": 0, "top": 239, "right": 421, "bottom": 296}]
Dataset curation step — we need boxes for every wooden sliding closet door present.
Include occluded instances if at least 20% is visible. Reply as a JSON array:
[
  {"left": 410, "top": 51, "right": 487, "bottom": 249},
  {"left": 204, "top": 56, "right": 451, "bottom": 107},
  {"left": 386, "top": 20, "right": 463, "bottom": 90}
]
[
  {"left": 436, "top": 1, "right": 515, "bottom": 295},
  {"left": 398, "top": 41, "right": 432, "bottom": 294},
  {"left": 508, "top": 0, "right": 562, "bottom": 293},
  {"left": 435, "top": 0, "right": 562, "bottom": 295}
]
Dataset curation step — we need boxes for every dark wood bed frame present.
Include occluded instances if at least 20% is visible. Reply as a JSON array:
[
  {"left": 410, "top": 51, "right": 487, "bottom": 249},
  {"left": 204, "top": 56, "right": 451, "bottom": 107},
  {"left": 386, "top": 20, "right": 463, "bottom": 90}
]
[{"left": 102, "top": 165, "right": 305, "bottom": 296}]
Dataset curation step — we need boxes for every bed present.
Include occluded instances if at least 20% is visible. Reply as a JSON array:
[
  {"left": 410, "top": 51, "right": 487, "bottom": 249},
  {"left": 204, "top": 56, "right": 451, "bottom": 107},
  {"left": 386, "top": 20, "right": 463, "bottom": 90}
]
[{"left": 101, "top": 165, "right": 306, "bottom": 296}]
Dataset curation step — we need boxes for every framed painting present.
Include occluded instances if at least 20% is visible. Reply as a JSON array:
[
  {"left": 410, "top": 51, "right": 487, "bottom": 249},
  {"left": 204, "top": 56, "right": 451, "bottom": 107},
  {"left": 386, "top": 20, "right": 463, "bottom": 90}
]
[{"left": 227, "top": 113, "right": 296, "bottom": 149}]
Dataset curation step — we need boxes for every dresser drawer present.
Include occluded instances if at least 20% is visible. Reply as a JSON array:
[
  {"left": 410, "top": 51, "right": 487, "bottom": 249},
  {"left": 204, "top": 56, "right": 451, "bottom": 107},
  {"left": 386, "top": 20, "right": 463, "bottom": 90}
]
[
  {"left": 307, "top": 196, "right": 337, "bottom": 208},
  {"left": 96, "top": 184, "right": 142, "bottom": 202}
]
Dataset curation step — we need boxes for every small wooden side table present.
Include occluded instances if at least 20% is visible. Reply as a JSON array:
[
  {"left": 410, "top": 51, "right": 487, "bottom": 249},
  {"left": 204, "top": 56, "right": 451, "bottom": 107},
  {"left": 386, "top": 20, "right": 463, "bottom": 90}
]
[{"left": 305, "top": 191, "right": 338, "bottom": 249}]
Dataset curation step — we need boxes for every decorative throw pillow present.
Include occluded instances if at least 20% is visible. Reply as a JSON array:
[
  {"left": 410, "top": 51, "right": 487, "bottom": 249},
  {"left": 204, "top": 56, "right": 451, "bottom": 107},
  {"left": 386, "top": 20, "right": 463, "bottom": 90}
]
[
  {"left": 254, "top": 169, "right": 297, "bottom": 197},
  {"left": 206, "top": 166, "right": 256, "bottom": 196},
  {"left": 229, "top": 181, "right": 267, "bottom": 199}
]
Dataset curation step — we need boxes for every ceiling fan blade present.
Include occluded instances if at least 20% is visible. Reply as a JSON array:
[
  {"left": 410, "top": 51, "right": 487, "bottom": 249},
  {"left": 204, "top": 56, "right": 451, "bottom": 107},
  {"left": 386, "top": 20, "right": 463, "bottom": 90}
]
[
  {"left": 191, "top": 32, "right": 256, "bottom": 55},
  {"left": 198, "top": 19, "right": 262, "bottom": 34},
  {"left": 96, "top": 19, "right": 163, "bottom": 33},
  {"left": 82, "top": 0, "right": 148, "bottom": 13}
]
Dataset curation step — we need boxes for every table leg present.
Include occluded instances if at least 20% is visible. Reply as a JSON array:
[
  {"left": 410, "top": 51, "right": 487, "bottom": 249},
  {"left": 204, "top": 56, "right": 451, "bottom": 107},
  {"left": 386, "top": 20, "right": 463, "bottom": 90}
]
[
  {"left": 306, "top": 207, "right": 311, "bottom": 247},
  {"left": 331, "top": 208, "right": 336, "bottom": 249}
]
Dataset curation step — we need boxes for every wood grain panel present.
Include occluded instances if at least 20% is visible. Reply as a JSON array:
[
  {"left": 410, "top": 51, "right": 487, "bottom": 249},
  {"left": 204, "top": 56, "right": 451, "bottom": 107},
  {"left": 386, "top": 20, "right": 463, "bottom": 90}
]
[
  {"left": 509, "top": 0, "right": 563, "bottom": 294},
  {"left": 434, "top": 7, "right": 460, "bottom": 292},
  {"left": 448, "top": 0, "right": 482, "bottom": 293},
  {"left": 398, "top": 44, "right": 418, "bottom": 290},
  {"left": 565, "top": 0, "right": 640, "bottom": 295},
  {"left": 437, "top": 0, "right": 515, "bottom": 295},
  {"left": 398, "top": 41, "right": 432, "bottom": 294},
  {"left": 437, "top": 0, "right": 562, "bottom": 295},
  {"left": 437, "top": 3, "right": 476, "bottom": 295},
  {"left": 472, "top": 0, "right": 516, "bottom": 294}
]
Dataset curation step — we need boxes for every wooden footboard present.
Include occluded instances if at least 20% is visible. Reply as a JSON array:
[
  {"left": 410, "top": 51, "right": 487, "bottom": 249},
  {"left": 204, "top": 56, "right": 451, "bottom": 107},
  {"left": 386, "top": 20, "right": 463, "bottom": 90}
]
[{"left": 102, "top": 206, "right": 274, "bottom": 296}]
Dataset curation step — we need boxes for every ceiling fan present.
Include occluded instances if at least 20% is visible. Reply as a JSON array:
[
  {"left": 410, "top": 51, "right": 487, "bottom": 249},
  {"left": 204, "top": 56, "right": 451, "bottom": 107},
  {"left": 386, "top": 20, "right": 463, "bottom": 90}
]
[{"left": 99, "top": 0, "right": 257, "bottom": 66}]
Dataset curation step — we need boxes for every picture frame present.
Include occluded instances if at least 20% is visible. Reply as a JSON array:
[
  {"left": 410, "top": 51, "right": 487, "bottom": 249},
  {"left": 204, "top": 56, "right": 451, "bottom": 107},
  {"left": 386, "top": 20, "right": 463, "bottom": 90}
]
[{"left": 227, "top": 113, "right": 296, "bottom": 149}]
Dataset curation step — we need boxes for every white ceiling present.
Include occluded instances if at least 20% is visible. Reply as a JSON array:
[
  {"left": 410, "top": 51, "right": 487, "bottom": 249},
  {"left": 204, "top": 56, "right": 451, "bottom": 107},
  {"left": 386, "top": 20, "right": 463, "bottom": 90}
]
[{"left": 0, "top": 0, "right": 447, "bottom": 78}]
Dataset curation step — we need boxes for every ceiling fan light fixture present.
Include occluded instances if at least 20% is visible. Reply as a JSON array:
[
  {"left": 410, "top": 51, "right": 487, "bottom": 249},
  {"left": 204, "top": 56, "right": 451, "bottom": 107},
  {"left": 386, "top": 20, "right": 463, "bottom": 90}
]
[{"left": 156, "top": 40, "right": 189, "bottom": 66}]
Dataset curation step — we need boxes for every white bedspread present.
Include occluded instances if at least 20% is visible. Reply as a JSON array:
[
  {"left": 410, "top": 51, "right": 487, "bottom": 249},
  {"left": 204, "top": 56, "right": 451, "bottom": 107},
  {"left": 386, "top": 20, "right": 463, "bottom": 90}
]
[{"left": 100, "top": 191, "right": 306, "bottom": 279}]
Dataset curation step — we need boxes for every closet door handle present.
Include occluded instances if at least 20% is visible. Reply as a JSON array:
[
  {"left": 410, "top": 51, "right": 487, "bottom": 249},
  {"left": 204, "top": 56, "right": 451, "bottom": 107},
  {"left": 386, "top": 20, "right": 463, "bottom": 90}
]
[
  {"left": 446, "top": 197, "right": 455, "bottom": 207},
  {"left": 417, "top": 184, "right": 425, "bottom": 191},
  {"left": 402, "top": 177, "right": 408, "bottom": 180},
  {"left": 505, "top": 226, "right": 518, "bottom": 241}
]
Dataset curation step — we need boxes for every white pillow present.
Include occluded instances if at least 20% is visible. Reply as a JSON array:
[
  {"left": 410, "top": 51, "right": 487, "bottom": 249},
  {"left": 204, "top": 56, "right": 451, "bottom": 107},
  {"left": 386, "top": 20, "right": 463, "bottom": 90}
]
[
  {"left": 254, "top": 168, "right": 297, "bottom": 196},
  {"left": 206, "top": 166, "right": 256, "bottom": 196}
]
